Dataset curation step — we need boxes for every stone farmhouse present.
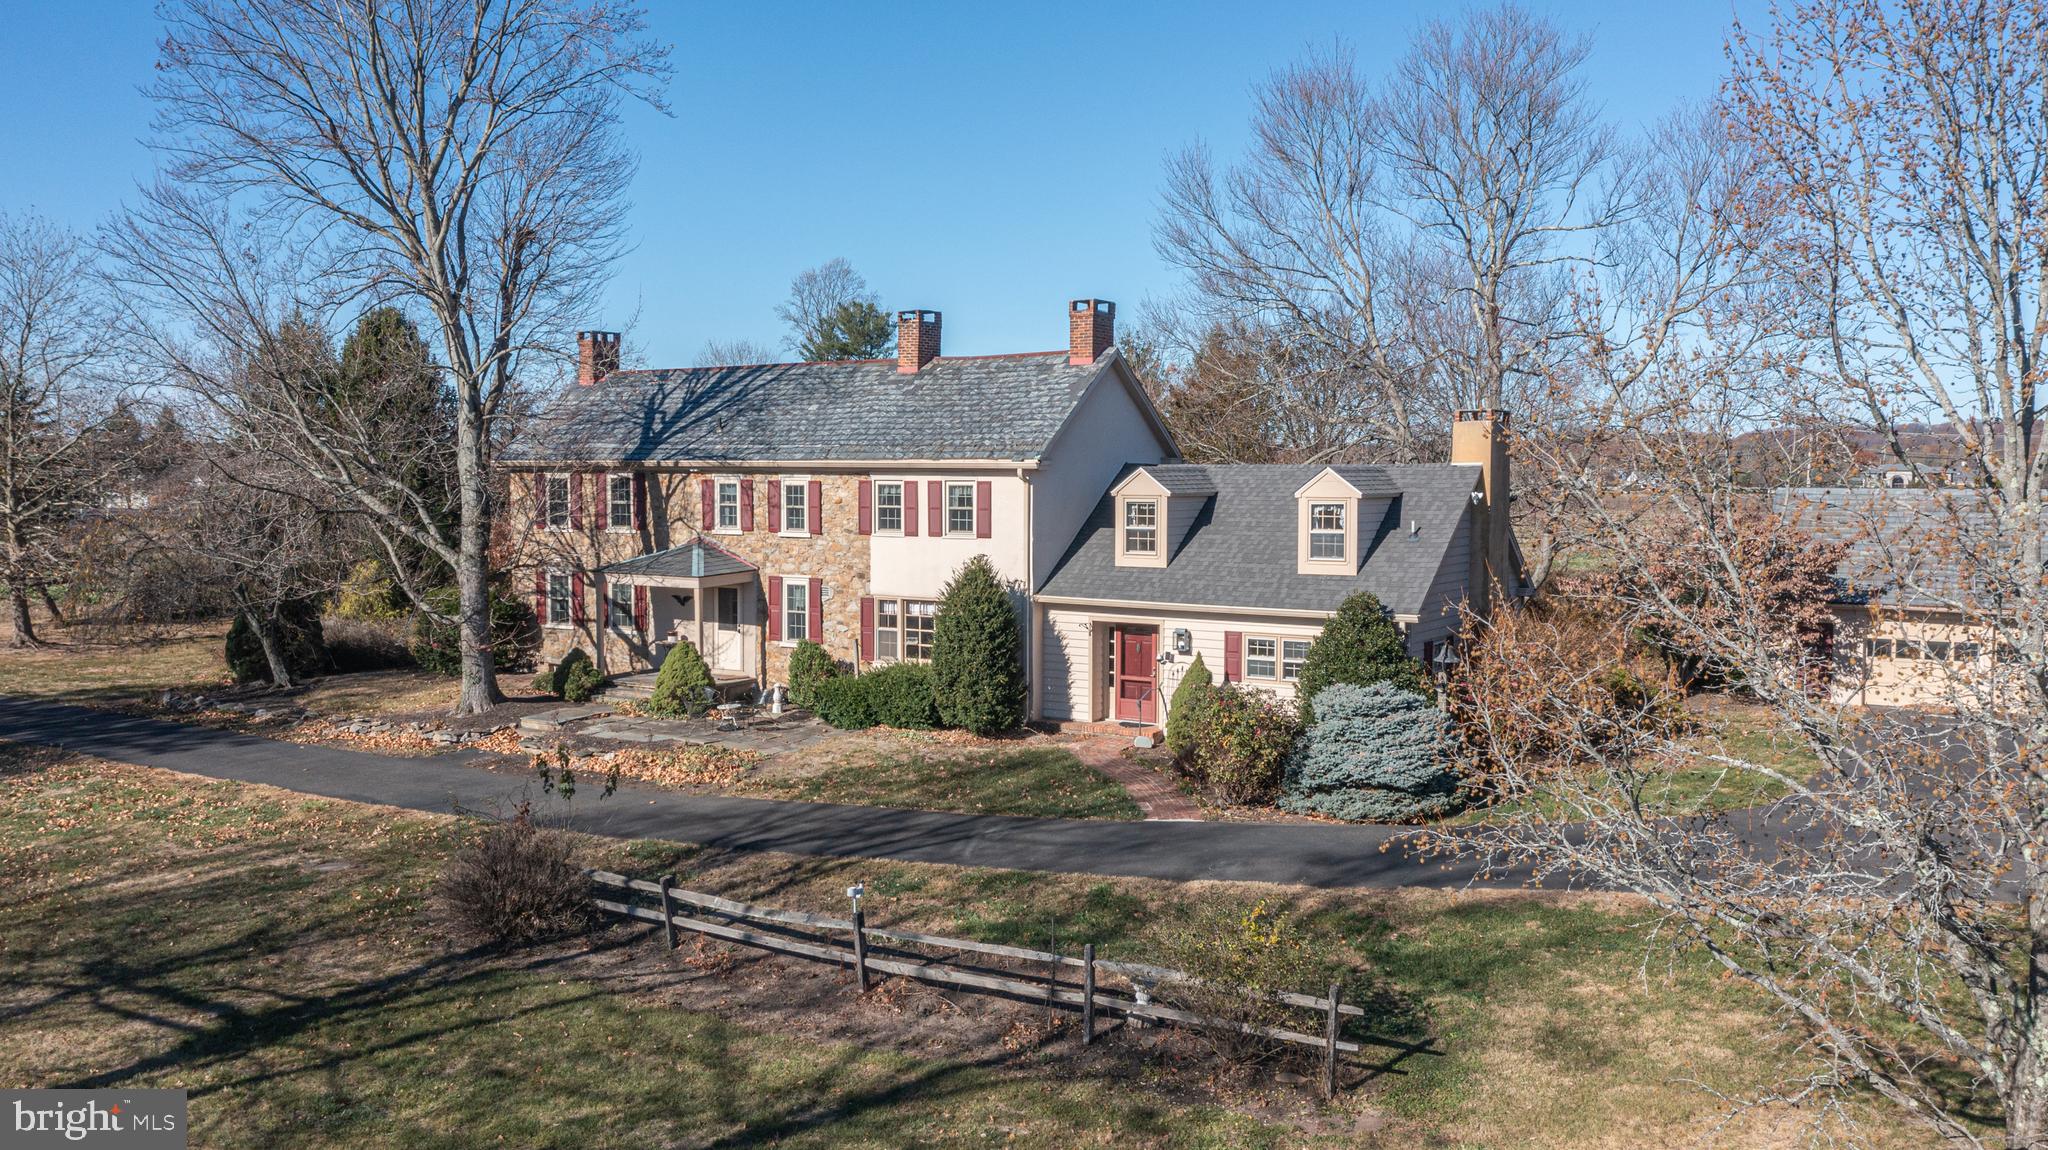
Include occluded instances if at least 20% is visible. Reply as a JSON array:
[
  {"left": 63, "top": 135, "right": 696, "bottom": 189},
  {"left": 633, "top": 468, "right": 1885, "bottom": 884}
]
[{"left": 502, "top": 300, "right": 1523, "bottom": 725}]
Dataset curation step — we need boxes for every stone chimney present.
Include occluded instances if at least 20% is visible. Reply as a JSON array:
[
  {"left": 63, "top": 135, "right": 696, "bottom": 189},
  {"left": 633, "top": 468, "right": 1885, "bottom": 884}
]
[
  {"left": 577, "top": 330, "right": 621, "bottom": 386},
  {"left": 1068, "top": 299, "right": 1114, "bottom": 365},
  {"left": 1451, "top": 409, "right": 1514, "bottom": 613},
  {"left": 897, "top": 309, "right": 941, "bottom": 373}
]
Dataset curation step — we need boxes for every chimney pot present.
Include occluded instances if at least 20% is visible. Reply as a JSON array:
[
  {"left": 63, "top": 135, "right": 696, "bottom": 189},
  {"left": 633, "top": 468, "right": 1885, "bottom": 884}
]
[
  {"left": 1068, "top": 299, "right": 1115, "bottom": 365},
  {"left": 577, "top": 330, "right": 621, "bottom": 386},
  {"left": 897, "top": 309, "right": 941, "bottom": 373}
]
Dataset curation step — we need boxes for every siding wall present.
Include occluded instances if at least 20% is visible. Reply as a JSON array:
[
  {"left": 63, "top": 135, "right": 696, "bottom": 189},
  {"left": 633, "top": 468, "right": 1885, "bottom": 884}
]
[
  {"left": 1828, "top": 605, "right": 2030, "bottom": 710},
  {"left": 1028, "top": 368, "right": 1173, "bottom": 588},
  {"left": 1041, "top": 605, "right": 1330, "bottom": 722},
  {"left": 1409, "top": 506, "right": 1476, "bottom": 646}
]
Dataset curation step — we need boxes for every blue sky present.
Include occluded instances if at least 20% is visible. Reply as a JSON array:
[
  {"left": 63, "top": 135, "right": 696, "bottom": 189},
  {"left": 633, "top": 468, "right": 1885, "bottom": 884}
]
[{"left": 0, "top": 2, "right": 1740, "bottom": 366}]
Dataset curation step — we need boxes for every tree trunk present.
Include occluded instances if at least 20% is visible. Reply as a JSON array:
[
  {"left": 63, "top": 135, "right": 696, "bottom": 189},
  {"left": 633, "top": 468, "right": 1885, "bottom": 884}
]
[
  {"left": 7, "top": 586, "right": 36, "bottom": 648},
  {"left": 451, "top": 402, "right": 502, "bottom": 715},
  {"left": 248, "top": 608, "right": 294, "bottom": 689},
  {"left": 38, "top": 583, "right": 63, "bottom": 626}
]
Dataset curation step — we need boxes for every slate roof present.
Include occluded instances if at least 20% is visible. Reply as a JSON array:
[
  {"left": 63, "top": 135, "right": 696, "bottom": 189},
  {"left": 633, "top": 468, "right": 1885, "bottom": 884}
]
[
  {"left": 1134, "top": 463, "right": 1218, "bottom": 496},
  {"left": 599, "top": 538, "right": 755, "bottom": 580},
  {"left": 504, "top": 352, "right": 1112, "bottom": 464},
  {"left": 1038, "top": 463, "right": 1483, "bottom": 617},
  {"left": 1770, "top": 487, "right": 2003, "bottom": 608}
]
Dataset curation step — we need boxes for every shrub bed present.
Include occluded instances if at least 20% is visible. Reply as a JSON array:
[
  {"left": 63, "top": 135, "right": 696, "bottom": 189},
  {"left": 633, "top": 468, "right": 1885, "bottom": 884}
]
[{"left": 812, "top": 662, "right": 941, "bottom": 731}]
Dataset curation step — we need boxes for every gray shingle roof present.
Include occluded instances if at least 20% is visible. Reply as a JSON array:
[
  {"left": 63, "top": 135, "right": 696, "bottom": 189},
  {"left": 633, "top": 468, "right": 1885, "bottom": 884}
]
[
  {"left": 1038, "top": 463, "right": 1483, "bottom": 617},
  {"left": 600, "top": 538, "right": 756, "bottom": 580},
  {"left": 1137, "top": 463, "right": 1219, "bottom": 496},
  {"left": 504, "top": 352, "right": 1109, "bottom": 464},
  {"left": 1770, "top": 487, "right": 2003, "bottom": 608}
]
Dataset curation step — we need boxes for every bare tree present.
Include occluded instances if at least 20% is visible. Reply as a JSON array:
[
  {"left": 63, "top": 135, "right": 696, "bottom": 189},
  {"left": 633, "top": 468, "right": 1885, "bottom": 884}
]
[
  {"left": 0, "top": 212, "right": 127, "bottom": 646},
  {"left": 130, "top": 0, "right": 668, "bottom": 713},
  {"left": 776, "top": 258, "right": 872, "bottom": 350},
  {"left": 1436, "top": 5, "right": 2048, "bottom": 1146},
  {"left": 694, "top": 337, "right": 780, "bottom": 367}
]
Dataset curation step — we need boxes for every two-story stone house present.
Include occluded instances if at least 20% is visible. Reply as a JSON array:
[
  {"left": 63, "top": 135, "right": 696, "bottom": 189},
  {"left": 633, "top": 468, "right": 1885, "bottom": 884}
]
[{"left": 506, "top": 298, "right": 1523, "bottom": 723}]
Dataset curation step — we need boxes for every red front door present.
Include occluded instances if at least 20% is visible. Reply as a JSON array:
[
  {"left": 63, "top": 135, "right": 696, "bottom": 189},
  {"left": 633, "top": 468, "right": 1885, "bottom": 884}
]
[{"left": 1114, "top": 626, "right": 1157, "bottom": 723}]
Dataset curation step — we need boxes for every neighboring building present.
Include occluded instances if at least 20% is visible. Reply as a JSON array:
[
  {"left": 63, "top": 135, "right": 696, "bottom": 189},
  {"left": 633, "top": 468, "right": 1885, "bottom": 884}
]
[
  {"left": 1773, "top": 486, "right": 2018, "bottom": 709},
  {"left": 505, "top": 299, "right": 1524, "bottom": 724},
  {"left": 503, "top": 301, "right": 1175, "bottom": 691}
]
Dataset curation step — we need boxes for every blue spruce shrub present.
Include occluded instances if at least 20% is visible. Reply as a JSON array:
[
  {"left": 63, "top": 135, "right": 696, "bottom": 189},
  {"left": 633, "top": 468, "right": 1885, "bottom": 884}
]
[{"left": 1279, "top": 682, "right": 1460, "bottom": 822}]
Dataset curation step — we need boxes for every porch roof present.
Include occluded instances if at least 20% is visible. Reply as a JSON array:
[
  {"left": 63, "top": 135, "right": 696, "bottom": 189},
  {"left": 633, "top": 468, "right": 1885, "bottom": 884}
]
[{"left": 600, "top": 538, "right": 756, "bottom": 581}]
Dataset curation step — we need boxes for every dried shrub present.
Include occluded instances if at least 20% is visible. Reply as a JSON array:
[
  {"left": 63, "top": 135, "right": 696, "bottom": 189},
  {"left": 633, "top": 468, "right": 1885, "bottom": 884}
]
[
  {"left": 434, "top": 807, "right": 591, "bottom": 947},
  {"left": 1155, "top": 899, "right": 1333, "bottom": 1068},
  {"left": 1180, "top": 684, "right": 1298, "bottom": 805}
]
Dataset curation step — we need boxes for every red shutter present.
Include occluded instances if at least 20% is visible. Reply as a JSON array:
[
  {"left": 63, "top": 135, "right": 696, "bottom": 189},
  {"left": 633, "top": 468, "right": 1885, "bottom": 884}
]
[
  {"left": 808, "top": 479, "right": 824, "bottom": 535},
  {"left": 1223, "top": 631, "right": 1242, "bottom": 682},
  {"left": 571, "top": 572, "right": 587, "bottom": 623},
  {"left": 760, "top": 479, "right": 777, "bottom": 532},
  {"left": 633, "top": 585, "right": 649, "bottom": 634},
  {"left": 903, "top": 478, "right": 919, "bottom": 537},
  {"left": 568, "top": 473, "right": 584, "bottom": 529},
  {"left": 632, "top": 472, "right": 648, "bottom": 531},
  {"left": 859, "top": 596, "right": 875, "bottom": 663},
  {"left": 700, "top": 478, "right": 713, "bottom": 530},
  {"left": 808, "top": 580, "right": 824, "bottom": 643},
  {"left": 533, "top": 569, "right": 548, "bottom": 626},
  {"left": 927, "top": 480, "right": 942, "bottom": 536},
  {"left": 739, "top": 478, "right": 755, "bottom": 531},
  {"left": 975, "top": 480, "right": 992, "bottom": 539},
  {"left": 532, "top": 473, "right": 546, "bottom": 526},
  {"left": 857, "top": 479, "right": 873, "bottom": 535},
  {"left": 766, "top": 575, "right": 783, "bottom": 640}
]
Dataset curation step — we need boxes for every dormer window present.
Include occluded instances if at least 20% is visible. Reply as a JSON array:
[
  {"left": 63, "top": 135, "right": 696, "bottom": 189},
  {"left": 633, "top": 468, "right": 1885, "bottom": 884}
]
[
  {"left": 1124, "top": 500, "right": 1158, "bottom": 555},
  {"left": 1308, "top": 503, "right": 1346, "bottom": 560}
]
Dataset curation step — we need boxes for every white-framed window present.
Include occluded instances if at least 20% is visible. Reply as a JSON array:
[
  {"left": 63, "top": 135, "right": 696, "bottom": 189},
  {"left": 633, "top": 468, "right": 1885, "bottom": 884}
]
[
  {"left": 782, "top": 480, "right": 809, "bottom": 535},
  {"left": 546, "top": 571, "right": 572, "bottom": 627},
  {"left": 607, "top": 473, "right": 634, "bottom": 530},
  {"left": 1244, "top": 636, "right": 1278, "bottom": 679},
  {"left": 543, "top": 474, "right": 570, "bottom": 530},
  {"left": 782, "top": 577, "right": 809, "bottom": 643},
  {"left": 607, "top": 580, "right": 635, "bottom": 628},
  {"left": 1124, "top": 499, "right": 1158, "bottom": 555},
  {"left": 715, "top": 479, "right": 740, "bottom": 531},
  {"left": 1282, "top": 639, "right": 1310, "bottom": 680},
  {"left": 1308, "top": 503, "right": 1346, "bottom": 560},
  {"left": 875, "top": 481, "right": 904, "bottom": 534},
  {"left": 874, "top": 597, "right": 937, "bottom": 662},
  {"left": 945, "top": 482, "right": 975, "bottom": 536}
]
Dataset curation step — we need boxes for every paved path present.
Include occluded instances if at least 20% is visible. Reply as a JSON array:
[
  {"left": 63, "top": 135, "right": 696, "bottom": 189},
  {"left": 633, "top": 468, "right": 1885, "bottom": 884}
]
[
  {"left": 1066, "top": 736, "right": 1206, "bottom": 821},
  {"left": 0, "top": 697, "right": 1491, "bottom": 890}
]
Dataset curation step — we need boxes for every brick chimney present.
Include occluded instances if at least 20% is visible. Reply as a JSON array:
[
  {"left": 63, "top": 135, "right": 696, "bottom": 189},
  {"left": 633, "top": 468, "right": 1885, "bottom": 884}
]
[
  {"left": 577, "top": 330, "right": 621, "bottom": 386},
  {"left": 1451, "top": 409, "right": 1514, "bottom": 613},
  {"left": 897, "top": 309, "right": 940, "bottom": 373},
  {"left": 1068, "top": 299, "right": 1114, "bottom": 365}
]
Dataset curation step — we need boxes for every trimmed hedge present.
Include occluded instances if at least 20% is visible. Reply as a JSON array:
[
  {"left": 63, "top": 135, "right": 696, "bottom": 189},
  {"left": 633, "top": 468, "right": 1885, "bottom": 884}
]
[
  {"left": 786, "top": 640, "right": 839, "bottom": 710},
  {"left": 646, "top": 639, "right": 715, "bottom": 718},
  {"left": 931, "top": 556, "right": 1027, "bottom": 734},
  {"left": 1280, "top": 682, "right": 1459, "bottom": 822},
  {"left": 1164, "top": 652, "right": 1214, "bottom": 759},
  {"left": 1293, "top": 592, "right": 1427, "bottom": 722},
  {"left": 813, "top": 662, "right": 940, "bottom": 731},
  {"left": 534, "top": 647, "right": 607, "bottom": 703}
]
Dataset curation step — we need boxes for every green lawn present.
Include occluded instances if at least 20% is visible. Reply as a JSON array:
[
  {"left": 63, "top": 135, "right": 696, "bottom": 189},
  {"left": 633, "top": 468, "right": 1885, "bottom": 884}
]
[
  {"left": 0, "top": 628, "right": 229, "bottom": 703},
  {"left": 0, "top": 744, "right": 1938, "bottom": 1147},
  {"left": 739, "top": 744, "right": 1144, "bottom": 821}
]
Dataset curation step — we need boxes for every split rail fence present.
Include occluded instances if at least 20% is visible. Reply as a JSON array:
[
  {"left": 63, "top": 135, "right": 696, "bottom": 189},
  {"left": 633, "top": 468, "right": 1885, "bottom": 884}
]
[{"left": 590, "top": 870, "right": 1434, "bottom": 1097}]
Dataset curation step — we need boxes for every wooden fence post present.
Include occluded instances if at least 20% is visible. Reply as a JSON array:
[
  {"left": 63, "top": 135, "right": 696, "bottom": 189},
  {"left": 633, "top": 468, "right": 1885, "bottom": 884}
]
[
  {"left": 1081, "top": 943, "right": 1096, "bottom": 1045},
  {"left": 851, "top": 907, "right": 869, "bottom": 991},
  {"left": 659, "top": 874, "right": 678, "bottom": 951},
  {"left": 1323, "top": 982, "right": 1343, "bottom": 1099}
]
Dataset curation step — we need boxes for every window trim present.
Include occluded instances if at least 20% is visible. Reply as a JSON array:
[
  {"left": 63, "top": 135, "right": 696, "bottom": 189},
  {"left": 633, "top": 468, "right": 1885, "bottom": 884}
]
[
  {"left": 1242, "top": 634, "right": 1280, "bottom": 680},
  {"left": 872, "top": 595, "right": 937, "bottom": 663},
  {"left": 606, "top": 473, "right": 635, "bottom": 531},
  {"left": 544, "top": 571, "right": 572, "bottom": 629},
  {"left": 1281, "top": 638, "right": 1311, "bottom": 681},
  {"left": 606, "top": 580, "right": 635, "bottom": 629},
  {"left": 943, "top": 481, "right": 977, "bottom": 538},
  {"left": 780, "top": 478, "right": 811, "bottom": 537},
  {"left": 542, "top": 473, "right": 571, "bottom": 531},
  {"left": 873, "top": 480, "right": 905, "bottom": 536},
  {"left": 1306, "top": 502, "right": 1347, "bottom": 562},
  {"left": 780, "top": 576, "right": 810, "bottom": 645},
  {"left": 1123, "top": 498, "right": 1159, "bottom": 556},
  {"left": 713, "top": 477, "right": 742, "bottom": 534}
]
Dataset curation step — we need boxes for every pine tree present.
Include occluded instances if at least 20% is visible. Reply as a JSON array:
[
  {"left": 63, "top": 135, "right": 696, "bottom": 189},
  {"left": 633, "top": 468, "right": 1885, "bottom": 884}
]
[
  {"left": 647, "top": 639, "right": 715, "bottom": 718},
  {"left": 1293, "top": 591, "right": 1427, "bottom": 721},
  {"left": 1165, "top": 652, "right": 1214, "bottom": 758},
  {"left": 930, "top": 556, "right": 1026, "bottom": 734}
]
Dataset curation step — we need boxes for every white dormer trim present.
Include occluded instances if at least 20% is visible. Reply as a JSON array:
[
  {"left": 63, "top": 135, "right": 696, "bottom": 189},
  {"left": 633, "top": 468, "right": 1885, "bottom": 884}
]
[
  {"left": 1112, "top": 469, "right": 1170, "bottom": 569},
  {"left": 1295, "top": 467, "right": 1362, "bottom": 575}
]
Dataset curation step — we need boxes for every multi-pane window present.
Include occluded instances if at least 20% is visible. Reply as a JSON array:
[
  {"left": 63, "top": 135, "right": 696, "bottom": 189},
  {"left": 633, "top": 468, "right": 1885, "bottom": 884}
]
[
  {"left": 783, "top": 579, "right": 808, "bottom": 642},
  {"left": 873, "top": 598, "right": 937, "bottom": 662},
  {"left": 1124, "top": 500, "right": 1158, "bottom": 555},
  {"left": 946, "top": 482, "right": 975, "bottom": 535},
  {"left": 715, "top": 480, "right": 740, "bottom": 530},
  {"left": 608, "top": 474, "right": 634, "bottom": 529},
  {"left": 875, "top": 482, "right": 904, "bottom": 533},
  {"left": 607, "top": 581, "right": 634, "bottom": 627},
  {"left": 1308, "top": 503, "right": 1346, "bottom": 560},
  {"left": 543, "top": 475, "right": 570, "bottom": 529},
  {"left": 1244, "top": 637, "right": 1278, "bottom": 679},
  {"left": 546, "top": 572, "right": 571, "bottom": 625},
  {"left": 782, "top": 481, "right": 808, "bottom": 533},
  {"left": 1282, "top": 639, "right": 1311, "bottom": 680}
]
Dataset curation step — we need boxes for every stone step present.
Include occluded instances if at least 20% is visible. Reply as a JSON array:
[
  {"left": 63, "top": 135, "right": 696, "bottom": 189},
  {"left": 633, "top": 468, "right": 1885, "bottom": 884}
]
[{"left": 517, "top": 704, "right": 611, "bottom": 732}]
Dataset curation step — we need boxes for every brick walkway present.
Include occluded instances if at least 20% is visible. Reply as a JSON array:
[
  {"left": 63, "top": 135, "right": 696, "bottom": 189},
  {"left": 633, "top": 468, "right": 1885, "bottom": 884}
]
[{"left": 1068, "top": 736, "right": 1205, "bottom": 821}]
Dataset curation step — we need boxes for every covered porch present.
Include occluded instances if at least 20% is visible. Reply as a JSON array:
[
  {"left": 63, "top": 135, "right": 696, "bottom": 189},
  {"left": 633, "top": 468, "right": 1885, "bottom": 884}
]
[{"left": 597, "top": 538, "right": 761, "bottom": 686}]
